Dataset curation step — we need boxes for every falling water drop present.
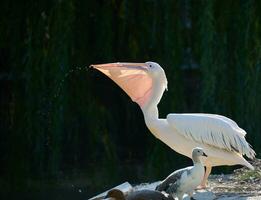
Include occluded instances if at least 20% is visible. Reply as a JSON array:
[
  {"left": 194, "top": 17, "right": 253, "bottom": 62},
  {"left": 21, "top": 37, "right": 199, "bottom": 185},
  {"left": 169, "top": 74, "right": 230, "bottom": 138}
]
[{"left": 39, "top": 65, "right": 89, "bottom": 135}]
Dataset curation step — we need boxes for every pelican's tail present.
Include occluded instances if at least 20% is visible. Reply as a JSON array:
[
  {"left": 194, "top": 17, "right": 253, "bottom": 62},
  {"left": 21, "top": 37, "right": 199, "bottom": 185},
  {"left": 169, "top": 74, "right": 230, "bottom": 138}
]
[{"left": 245, "top": 144, "right": 256, "bottom": 159}]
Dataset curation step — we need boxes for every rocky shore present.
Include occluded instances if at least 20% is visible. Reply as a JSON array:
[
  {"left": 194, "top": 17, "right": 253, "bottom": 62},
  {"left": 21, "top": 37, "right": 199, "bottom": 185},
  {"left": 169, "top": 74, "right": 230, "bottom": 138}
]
[{"left": 90, "top": 159, "right": 261, "bottom": 200}]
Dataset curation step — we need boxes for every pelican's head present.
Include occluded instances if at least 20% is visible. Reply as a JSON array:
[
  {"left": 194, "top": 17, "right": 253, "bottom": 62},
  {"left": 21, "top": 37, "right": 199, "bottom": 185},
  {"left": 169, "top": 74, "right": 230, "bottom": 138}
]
[
  {"left": 90, "top": 62, "right": 168, "bottom": 108},
  {"left": 145, "top": 61, "right": 168, "bottom": 90}
]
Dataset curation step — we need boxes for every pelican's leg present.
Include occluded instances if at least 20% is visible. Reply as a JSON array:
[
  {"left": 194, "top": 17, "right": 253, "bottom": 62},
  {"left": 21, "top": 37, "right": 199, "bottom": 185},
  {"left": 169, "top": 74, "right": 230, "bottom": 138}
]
[{"left": 199, "top": 166, "right": 212, "bottom": 188}]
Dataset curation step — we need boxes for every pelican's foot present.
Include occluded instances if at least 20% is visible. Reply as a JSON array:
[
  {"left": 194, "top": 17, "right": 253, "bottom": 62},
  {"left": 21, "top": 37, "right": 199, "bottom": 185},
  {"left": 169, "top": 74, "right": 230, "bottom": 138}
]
[
  {"left": 190, "top": 197, "right": 196, "bottom": 200},
  {"left": 196, "top": 184, "right": 207, "bottom": 190}
]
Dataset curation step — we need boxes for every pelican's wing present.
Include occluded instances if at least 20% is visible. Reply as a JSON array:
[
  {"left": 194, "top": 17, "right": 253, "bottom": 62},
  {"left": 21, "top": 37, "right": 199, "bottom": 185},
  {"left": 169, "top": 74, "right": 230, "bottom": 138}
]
[{"left": 167, "top": 113, "right": 256, "bottom": 159}]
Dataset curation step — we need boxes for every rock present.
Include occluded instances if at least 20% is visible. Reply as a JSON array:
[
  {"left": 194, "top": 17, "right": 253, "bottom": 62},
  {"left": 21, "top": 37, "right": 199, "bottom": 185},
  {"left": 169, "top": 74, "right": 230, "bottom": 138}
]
[
  {"left": 183, "top": 190, "right": 216, "bottom": 200},
  {"left": 89, "top": 182, "right": 132, "bottom": 200},
  {"left": 217, "top": 195, "right": 261, "bottom": 200}
]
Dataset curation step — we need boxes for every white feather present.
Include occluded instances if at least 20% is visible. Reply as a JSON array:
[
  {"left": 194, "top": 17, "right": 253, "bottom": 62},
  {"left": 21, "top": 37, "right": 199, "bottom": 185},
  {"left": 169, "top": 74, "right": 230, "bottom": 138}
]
[{"left": 167, "top": 113, "right": 255, "bottom": 159}]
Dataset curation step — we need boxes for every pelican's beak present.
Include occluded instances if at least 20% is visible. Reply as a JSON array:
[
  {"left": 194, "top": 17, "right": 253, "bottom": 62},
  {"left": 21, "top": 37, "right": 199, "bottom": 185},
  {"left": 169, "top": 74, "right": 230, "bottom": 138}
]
[
  {"left": 90, "top": 62, "right": 153, "bottom": 108},
  {"left": 203, "top": 152, "right": 208, "bottom": 157},
  {"left": 90, "top": 62, "right": 148, "bottom": 71}
]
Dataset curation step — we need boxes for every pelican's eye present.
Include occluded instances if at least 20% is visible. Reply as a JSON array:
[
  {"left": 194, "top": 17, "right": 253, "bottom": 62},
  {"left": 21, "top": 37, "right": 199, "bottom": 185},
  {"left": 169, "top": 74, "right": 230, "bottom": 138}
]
[{"left": 149, "top": 64, "right": 153, "bottom": 68}]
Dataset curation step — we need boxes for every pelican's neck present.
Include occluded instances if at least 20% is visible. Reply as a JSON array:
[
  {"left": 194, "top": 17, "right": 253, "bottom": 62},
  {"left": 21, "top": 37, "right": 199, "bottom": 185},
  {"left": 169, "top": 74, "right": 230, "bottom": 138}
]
[
  {"left": 142, "top": 104, "right": 159, "bottom": 124},
  {"left": 141, "top": 79, "right": 166, "bottom": 127}
]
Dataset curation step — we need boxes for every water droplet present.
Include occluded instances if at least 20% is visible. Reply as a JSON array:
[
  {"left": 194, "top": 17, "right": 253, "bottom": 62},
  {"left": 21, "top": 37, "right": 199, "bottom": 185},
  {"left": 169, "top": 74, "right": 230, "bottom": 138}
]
[{"left": 41, "top": 65, "right": 89, "bottom": 134}]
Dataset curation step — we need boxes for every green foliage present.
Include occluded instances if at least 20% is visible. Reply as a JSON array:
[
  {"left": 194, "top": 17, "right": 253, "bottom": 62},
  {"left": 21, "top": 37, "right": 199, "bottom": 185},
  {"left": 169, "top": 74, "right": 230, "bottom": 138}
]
[
  {"left": 0, "top": 0, "right": 261, "bottom": 198},
  {"left": 237, "top": 170, "right": 261, "bottom": 181}
]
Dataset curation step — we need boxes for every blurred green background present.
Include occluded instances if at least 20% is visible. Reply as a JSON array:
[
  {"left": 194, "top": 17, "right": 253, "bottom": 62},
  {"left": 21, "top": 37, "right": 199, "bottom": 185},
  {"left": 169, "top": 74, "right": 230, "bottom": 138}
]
[{"left": 0, "top": 0, "right": 260, "bottom": 199}]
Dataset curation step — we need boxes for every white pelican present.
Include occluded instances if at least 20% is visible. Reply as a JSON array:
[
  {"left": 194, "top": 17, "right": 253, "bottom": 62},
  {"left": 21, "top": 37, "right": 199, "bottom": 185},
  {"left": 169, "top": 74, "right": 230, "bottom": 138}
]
[{"left": 91, "top": 61, "right": 255, "bottom": 188}]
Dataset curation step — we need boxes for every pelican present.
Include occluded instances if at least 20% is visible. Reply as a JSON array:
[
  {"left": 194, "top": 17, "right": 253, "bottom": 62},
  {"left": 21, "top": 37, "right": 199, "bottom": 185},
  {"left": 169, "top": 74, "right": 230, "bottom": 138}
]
[{"left": 91, "top": 61, "right": 255, "bottom": 188}]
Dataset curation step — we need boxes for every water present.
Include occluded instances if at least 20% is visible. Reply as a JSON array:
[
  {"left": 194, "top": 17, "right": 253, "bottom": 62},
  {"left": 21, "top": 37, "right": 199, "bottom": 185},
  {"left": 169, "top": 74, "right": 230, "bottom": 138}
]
[
  {"left": 41, "top": 66, "right": 90, "bottom": 132},
  {"left": 28, "top": 66, "right": 92, "bottom": 200},
  {"left": 54, "top": 66, "right": 89, "bottom": 99}
]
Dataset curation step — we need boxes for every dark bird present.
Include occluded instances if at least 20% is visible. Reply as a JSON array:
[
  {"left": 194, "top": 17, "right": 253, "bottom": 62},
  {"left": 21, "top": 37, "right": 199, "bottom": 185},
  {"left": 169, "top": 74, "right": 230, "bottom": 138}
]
[{"left": 105, "top": 188, "right": 173, "bottom": 200}]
